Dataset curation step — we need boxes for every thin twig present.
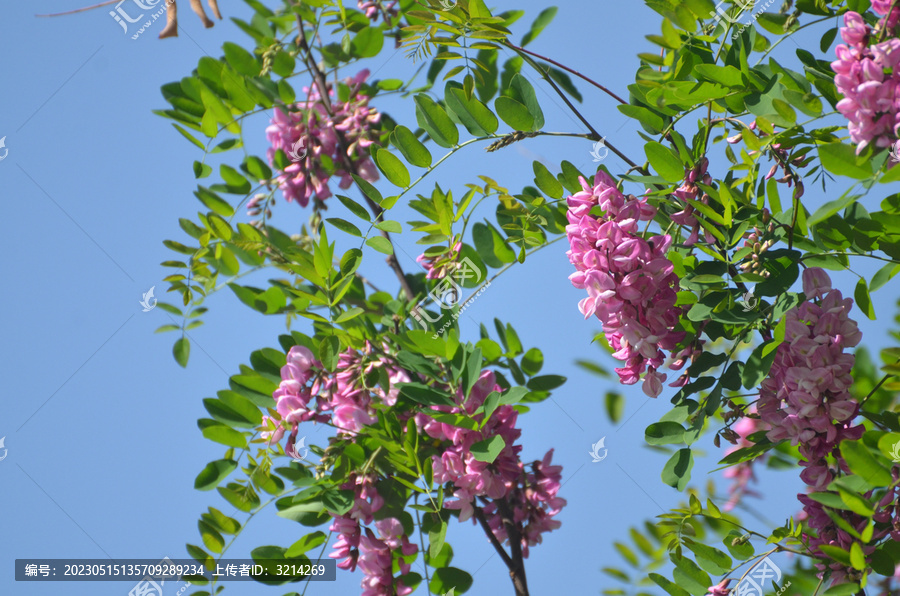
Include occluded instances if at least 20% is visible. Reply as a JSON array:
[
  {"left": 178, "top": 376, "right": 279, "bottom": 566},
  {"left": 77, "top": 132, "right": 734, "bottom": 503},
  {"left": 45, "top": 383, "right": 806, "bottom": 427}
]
[
  {"left": 294, "top": 7, "right": 414, "bottom": 300},
  {"left": 504, "top": 42, "right": 629, "bottom": 105},
  {"left": 37, "top": 0, "right": 119, "bottom": 17}
]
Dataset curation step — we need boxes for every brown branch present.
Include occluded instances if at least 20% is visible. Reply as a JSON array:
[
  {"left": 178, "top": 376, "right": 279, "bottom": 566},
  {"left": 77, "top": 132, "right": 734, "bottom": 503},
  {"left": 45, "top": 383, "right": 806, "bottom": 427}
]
[
  {"left": 294, "top": 8, "right": 414, "bottom": 300},
  {"left": 495, "top": 498, "right": 530, "bottom": 596},
  {"left": 473, "top": 506, "right": 515, "bottom": 569},
  {"left": 504, "top": 42, "right": 629, "bottom": 105},
  {"left": 522, "top": 54, "right": 640, "bottom": 171}
]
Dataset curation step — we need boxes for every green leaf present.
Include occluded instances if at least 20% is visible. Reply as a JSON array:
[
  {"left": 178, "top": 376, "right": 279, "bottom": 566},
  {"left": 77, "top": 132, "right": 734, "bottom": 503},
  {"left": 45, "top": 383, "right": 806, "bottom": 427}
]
[
  {"left": 375, "top": 220, "right": 402, "bottom": 233},
  {"left": 173, "top": 337, "right": 190, "bottom": 367},
  {"left": 429, "top": 567, "right": 473, "bottom": 594},
  {"left": 414, "top": 94, "right": 459, "bottom": 148},
  {"left": 366, "top": 236, "right": 394, "bottom": 255},
  {"left": 649, "top": 573, "right": 692, "bottom": 596},
  {"left": 819, "top": 142, "right": 874, "bottom": 180},
  {"left": 521, "top": 6, "right": 558, "bottom": 46},
  {"left": 671, "top": 555, "right": 712, "bottom": 596},
  {"left": 202, "top": 425, "right": 248, "bottom": 449},
  {"left": 351, "top": 26, "right": 384, "bottom": 58},
  {"left": 391, "top": 125, "right": 433, "bottom": 168},
  {"left": 532, "top": 161, "right": 564, "bottom": 198},
  {"left": 337, "top": 195, "right": 372, "bottom": 222},
  {"left": 194, "top": 186, "right": 234, "bottom": 217},
  {"left": 319, "top": 336, "right": 340, "bottom": 371},
  {"left": 444, "top": 82, "right": 499, "bottom": 136},
  {"left": 507, "top": 74, "right": 544, "bottom": 130},
  {"left": 661, "top": 448, "right": 693, "bottom": 491},
  {"left": 198, "top": 520, "right": 225, "bottom": 554},
  {"left": 223, "top": 42, "right": 260, "bottom": 77},
  {"left": 285, "top": 532, "right": 328, "bottom": 558},
  {"left": 684, "top": 542, "right": 732, "bottom": 575},
  {"left": 375, "top": 148, "right": 411, "bottom": 188},
  {"left": 854, "top": 278, "right": 876, "bottom": 320},
  {"left": 173, "top": 124, "right": 206, "bottom": 150},
  {"left": 322, "top": 489, "right": 355, "bottom": 516},
  {"left": 645, "top": 422, "right": 686, "bottom": 445},
  {"left": 526, "top": 374, "right": 565, "bottom": 391},
  {"left": 494, "top": 96, "right": 534, "bottom": 131},
  {"left": 470, "top": 435, "right": 506, "bottom": 463},
  {"left": 645, "top": 142, "right": 684, "bottom": 183},
  {"left": 351, "top": 173, "right": 383, "bottom": 205},
  {"left": 520, "top": 348, "right": 544, "bottom": 376},
  {"left": 194, "top": 459, "right": 237, "bottom": 491},
  {"left": 841, "top": 440, "right": 893, "bottom": 486},
  {"left": 741, "top": 341, "right": 778, "bottom": 389},
  {"left": 398, "top": 383, "right": 455, "bottom": 406},
  {"left": 326, "top": 217, "right": 362, "bottom": 237},
  {"left": 822, "top": 584, "right": 861, "bottom": 596}
]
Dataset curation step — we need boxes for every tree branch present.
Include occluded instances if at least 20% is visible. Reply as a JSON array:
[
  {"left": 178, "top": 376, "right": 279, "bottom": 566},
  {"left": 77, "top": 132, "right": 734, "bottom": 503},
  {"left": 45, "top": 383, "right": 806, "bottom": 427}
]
[
  {"left": 504, "top": 42, "right": 629, "bottom": 105},
  {"left": 294, "top": 9, "right": 414, "bottom": 300}
]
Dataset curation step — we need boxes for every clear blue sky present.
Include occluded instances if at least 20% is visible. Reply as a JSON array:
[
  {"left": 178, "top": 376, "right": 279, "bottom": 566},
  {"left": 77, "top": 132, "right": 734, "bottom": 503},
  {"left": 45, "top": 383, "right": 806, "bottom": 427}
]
[{"left": 1, "top": 2, "right": 896, "bottom": 595}]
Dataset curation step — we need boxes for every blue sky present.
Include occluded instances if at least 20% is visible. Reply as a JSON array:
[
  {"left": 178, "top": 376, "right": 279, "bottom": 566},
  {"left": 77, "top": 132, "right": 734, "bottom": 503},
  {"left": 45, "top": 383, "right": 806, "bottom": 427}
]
[{"left": 1, "top": 1, "right": 897, "bottom": 595}]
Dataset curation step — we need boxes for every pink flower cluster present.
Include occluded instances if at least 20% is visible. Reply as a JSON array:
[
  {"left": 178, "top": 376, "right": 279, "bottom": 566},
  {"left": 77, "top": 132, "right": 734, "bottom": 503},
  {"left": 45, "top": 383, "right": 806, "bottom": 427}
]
[
  {"left": 265, "top": 343, "right": 410, "bottom": 440},
  {"left": 833, "top": 9, "right": 900, "bottom": 154},
  {"left": 262, "top": 345, "right": 567, "bottom": 591},
  {"left": 417, "top": 241, "right": 462, "bottom": 280},
  {"left": 416, "top": 370, "right": 566, "bottom": 557},
  {"left": 329, "top": 474, "right": 418, "bottom": 596},
  {"left": 758, "top": 267, "right": 870, "bottom": 583},
  {"left": 672, "top": 157, "right": 714, "bottom": 246},
  {"left": 358, "top": 0, "right": 397, "bottom": 21},
  {"left": 265, "top": 69, "right": 380, "bottom": 208},
  {"left": 566, "top": 171, "right": 686, "bottom": 397}
]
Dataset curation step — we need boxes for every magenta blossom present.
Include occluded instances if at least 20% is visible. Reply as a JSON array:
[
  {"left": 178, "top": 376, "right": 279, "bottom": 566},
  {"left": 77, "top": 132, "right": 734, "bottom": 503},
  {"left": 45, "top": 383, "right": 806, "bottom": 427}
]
[
  {"left": 566, "top": 170, "right": 686, "bottom": 397},
  {"left": 265, "top": 69, "right": 380, "bottom": 208},
  {"left": 833, "top": 10, "right": 900, "bottom": 153}
]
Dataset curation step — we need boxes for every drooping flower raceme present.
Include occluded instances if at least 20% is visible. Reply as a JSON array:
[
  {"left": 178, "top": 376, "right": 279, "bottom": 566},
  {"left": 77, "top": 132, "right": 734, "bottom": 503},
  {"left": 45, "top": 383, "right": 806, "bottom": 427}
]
[
  {"left": 416, "top": 370, "right": 566, "bottom": 557},
  {"left": 261, "top": 345, "right": 566, "bottom": 593},
  {"left": 757, "top": 267, "right": 870, "bottom": 583},
  {"left": 265, "top": 69, "right": 380, "bottom": 208},
  {"left": 566, "top": 171, "right": 686, "bottom": 397},
  {"left": 832, "top": 9, "right": 900, "bottom": 154}
]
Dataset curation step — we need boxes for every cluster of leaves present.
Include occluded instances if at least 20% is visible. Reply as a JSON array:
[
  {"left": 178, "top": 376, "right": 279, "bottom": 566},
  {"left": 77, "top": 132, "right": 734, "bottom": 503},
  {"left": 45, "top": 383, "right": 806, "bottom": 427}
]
[{"left": 152, "top": 0, "right": 900, "bottom": 594}]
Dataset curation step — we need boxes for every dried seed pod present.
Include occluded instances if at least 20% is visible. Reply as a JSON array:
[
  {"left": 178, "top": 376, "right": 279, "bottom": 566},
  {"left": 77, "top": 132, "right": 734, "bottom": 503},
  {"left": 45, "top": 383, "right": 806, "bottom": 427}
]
[{"left": 159, "top": 0, "right": 178, "bottom": 38}]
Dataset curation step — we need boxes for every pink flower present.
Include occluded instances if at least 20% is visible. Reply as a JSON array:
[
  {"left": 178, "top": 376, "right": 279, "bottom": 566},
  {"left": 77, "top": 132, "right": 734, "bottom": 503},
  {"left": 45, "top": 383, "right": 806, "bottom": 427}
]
[
  {"left": 707, "top": 580, "right": 731, "bottom": 596},
  {"left": 803, "top": 266, "right": 833, "bottom": 299},
  {"left": 566, "top": 171, "right": 686, "bottom": 396},
  {"left": 417, "top": 241, "right": 462, "bottom": 279},
  {"left": 833, "top": 11, "right": 900, "bottom": 153},
  {"left": 265, "top": 70, "right": 380, "bottom": 208}
]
